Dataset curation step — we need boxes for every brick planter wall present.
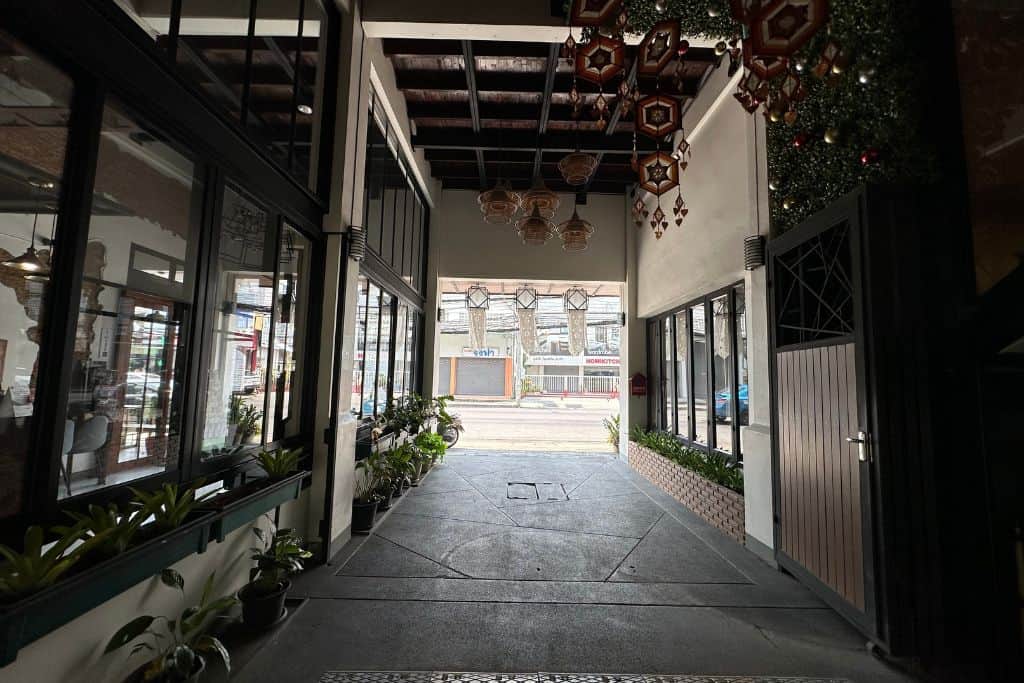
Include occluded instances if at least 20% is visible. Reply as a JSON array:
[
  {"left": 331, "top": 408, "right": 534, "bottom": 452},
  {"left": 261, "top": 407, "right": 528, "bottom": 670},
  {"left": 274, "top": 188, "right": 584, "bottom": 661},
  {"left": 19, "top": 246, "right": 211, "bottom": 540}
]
[{"left": 628, "top": 441, "right": 746, "bottom": 544}]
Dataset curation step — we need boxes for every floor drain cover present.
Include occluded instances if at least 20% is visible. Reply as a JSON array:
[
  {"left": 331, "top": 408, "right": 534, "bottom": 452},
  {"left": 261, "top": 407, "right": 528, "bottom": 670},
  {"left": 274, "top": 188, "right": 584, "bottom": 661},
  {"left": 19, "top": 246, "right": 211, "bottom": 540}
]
[
  {"left": 320, "top": 673, "right": 851, "bottom": 683},
  {"left": 506, "top": 483, "right": 568, "bottom": 501}
]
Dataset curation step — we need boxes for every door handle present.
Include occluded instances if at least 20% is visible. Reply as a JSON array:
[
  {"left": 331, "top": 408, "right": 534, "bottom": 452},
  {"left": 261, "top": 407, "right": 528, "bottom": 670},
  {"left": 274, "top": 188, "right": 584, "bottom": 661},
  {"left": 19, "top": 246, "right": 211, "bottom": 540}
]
[{"left": 846, "top": 431, "right": 870, "bottom": 463}]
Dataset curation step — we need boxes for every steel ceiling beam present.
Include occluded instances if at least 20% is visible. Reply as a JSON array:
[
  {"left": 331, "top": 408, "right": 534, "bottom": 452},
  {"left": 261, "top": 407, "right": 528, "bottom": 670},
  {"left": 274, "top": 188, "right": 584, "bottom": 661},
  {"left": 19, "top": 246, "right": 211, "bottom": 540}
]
[
  {"left": 412, "top": 129, "right": 657, "bottom": 154},
  {"left": 533, "top": 42, "right": 560, "bottom": 181},
  {"left": 461, "top": 39, "right": 487, "bottom": 190}
]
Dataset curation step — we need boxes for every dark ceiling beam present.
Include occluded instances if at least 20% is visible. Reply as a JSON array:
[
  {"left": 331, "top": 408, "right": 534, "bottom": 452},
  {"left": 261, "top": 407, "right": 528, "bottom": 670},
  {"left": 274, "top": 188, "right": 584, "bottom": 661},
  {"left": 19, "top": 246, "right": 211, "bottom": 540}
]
[
  {"left": 461, "top": 39, "right": 487, "bottom": 189},
  {"left": 533, "top": 42, "right": 560, "bottom": 181},
  {"left": 413, "top": 128, "right": 658, "bottom": 153},
  {"left": 583, "top": 58, "right": 638, "bottom": 199},
  {"left": 396, "top": 70, "right": 700, "bottom": 99},
  {"left": 383, "top": 39, "right": 551, "bottom": 58},
  {"left": 442, "top": 177, "right": 626, "bottom": 194}
]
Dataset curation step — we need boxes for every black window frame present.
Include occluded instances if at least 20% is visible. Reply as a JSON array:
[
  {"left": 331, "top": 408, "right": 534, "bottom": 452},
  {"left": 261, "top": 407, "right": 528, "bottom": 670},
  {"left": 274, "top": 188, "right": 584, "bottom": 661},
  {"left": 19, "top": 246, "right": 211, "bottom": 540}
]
[
  {"left": 1, "top": 0, "right": 331, "bottom": 543},
  {"left": 646, "top": 282, "right": 747, "bottom": 462}
]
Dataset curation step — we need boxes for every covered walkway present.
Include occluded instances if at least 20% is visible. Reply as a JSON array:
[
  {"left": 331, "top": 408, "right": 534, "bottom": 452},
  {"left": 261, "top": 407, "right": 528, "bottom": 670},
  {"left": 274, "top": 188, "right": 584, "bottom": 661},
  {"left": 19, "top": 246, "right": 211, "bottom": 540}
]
[{"left": 234, "top": 451, "right": 910, "bottom": 683}]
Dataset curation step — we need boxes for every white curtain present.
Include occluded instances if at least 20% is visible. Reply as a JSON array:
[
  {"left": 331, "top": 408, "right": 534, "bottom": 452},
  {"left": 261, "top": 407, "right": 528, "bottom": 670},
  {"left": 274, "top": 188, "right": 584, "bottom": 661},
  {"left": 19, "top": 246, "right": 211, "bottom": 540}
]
[
  {"left": 517, "top": 307, "right": 538, "bottom": 354},
  {"left": 567, "top": 309, "right": 587, "bottom": 356},
  {"left": 468, "top": 307, "right": 488, "bottom": 350}
]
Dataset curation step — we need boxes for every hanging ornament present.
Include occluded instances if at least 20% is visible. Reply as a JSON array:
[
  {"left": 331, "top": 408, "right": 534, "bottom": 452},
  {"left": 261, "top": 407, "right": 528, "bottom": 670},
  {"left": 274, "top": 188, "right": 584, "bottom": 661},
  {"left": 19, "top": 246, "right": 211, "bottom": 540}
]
[
  {"left": 782, "top": 196, "right": 798, "bottom": 210},
  {"left": 823, "top": 126, "right": 840, "bottom": 144},
  {"left": 708, "top": 6, "right": 721, "bottom": 18},
  {"left": 793, "top": 56, "right": 807, "bottom": 73},
  {"left": 563, "top": 31, "right": 577, "bottom": 66},
  {"left": 748, "top": 0, "right": 829, "bottom": 57},
  {"left": 654, "top": 0, "right": 668, "bottom": 13},
  {"left": 677, "top": 39, "right": 690, "bottom": 56},
  {"left": 465, "top": 285, "right": 490, "bottom": 350},
  {"left": 559, "top": 149, "right": 599, "bottom": 186},
  {"left": 576, "top": 35, "right": 625, "bottom": 85},
  {"left": 516, "top": 204, "right": 556, "bottom": 246},
  {"left": 783, "top": 106, "right": 798, "bottom": 125},
  {"left": 730, "top": 0, "right": 766, "bottom": 23},
  {"left": 672, "top": 185, "right": 688, "bottom": 226},
  {"left": 477, "top": 180, "right": 521, "bottom": 225},
  {"left": 812, "top": 39, "right": 845, "bottom": 79},
  {"left": 860, "top": 148, "right": 881, "bottom": 166},
  {"left": 768, "top": 177, "right": 781, "bottom": 191},
  {"left": 569, "top": 0, "right": 624, "bottom": 26},
  {"left": 563, "top": 287, "right": 589, "bottom": 356},
  {"left": 672, "top": 134, "right": 691, "bottom": 166},
  {"left": 792, "top": 131, "right": 809, "bottom": 148},
  {"left": 637, "top": 19, "right": 681, "bottom": 76},
  {"left": 515, "top": 287, "right": 539, "bottom": 354},
  {"left": 521, "top": 177, "right": 561, "bottom": 218},
  {"left": 632, "top": 196, "right": 645, "bottom": 226},
  {"left": 617, "top": 77, "right": 631, "bottom": 100},
  {"left": 636, "top": 94, "right": 681, "bottom": 139},
  {"left": 638, "top": 151, "right": 679, "bottom": 196},
  {"left": 857, "top": 65, "right": 876, "bottom": 85},
  {"left": 630, "top": 130, "right": 639, "bottom": 173},
  {"left": 742, "top": 41, "right": 788, "bottom": 79},
  {"left": 556, "top": 208, "right": 596, "bottom": 251},
  {"left": 569, "top": 80, "right": 582, "bottom": 116},
  {"left": 715, "top": 41, "right": 729, "bottom": 57}
]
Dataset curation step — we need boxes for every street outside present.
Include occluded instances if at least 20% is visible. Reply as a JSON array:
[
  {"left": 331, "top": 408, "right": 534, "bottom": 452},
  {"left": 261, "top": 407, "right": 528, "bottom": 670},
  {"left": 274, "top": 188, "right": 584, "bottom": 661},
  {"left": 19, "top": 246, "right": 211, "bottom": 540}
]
[{"left": 448, "top": 397, "right": 620, "bottom": 452}]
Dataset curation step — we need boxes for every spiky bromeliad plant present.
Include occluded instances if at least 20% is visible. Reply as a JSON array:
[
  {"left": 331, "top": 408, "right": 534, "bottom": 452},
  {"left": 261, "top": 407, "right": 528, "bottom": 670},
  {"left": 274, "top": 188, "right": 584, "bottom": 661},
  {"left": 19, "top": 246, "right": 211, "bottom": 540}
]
[
  {"left": 0, "top": 525, "right": 110, "bottom": 602},
  {"left": 254, "top": 447, "right": 301, "bottom": 480},
  {"left": 354, "top": 451, "right": 384, "bottom": 504},
  {"left": 53, "top": 502, "right": 148, "bottom": 560},
  {"left": 105, "top": 569, "right": 237, "bottom": 682},
  {"left": 130, "top": 483, "right": 213, "bottom": 533}
]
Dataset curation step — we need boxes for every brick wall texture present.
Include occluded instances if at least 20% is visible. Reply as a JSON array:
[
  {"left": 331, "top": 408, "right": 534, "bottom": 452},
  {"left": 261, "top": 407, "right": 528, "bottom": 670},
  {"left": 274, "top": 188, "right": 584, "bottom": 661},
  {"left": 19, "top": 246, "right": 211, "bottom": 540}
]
[{"left": 628, "top": 441, "right": 746, "bottom": 544}]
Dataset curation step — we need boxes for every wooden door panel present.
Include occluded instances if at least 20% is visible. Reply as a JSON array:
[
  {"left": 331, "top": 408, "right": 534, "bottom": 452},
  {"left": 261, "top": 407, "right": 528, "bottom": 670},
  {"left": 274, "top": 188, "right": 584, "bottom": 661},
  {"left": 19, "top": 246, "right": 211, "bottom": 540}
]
[{"left": 777, "top": 342, "right": 864, "bottom": 611}]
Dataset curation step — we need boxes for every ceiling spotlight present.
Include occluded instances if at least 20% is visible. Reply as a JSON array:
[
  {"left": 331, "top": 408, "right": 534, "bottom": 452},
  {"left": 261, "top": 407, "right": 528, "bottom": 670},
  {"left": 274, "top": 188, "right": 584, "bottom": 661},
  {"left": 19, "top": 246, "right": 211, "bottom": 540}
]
[
  {"left": 296, "top": 104, "right": 313, "bottom": 115},
  {"left": 27, "top": 178, "right": 55, "bottom": 190}
]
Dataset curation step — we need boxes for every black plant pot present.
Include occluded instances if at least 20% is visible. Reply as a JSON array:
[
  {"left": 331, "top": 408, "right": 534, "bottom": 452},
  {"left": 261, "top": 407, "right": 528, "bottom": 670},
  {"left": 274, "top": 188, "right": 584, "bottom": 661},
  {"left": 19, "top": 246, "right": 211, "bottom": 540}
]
[
  {"left": 352, "top": 499, "right": 379, "bottom": 533},
  {"left": 402, "top": 475, "right": 412, "bottom": 490},
  {"left": 127, "top": 653, "right": 206, "bottom": 682},
  {"left": 378, "top": 487, "right": 395, "bottom": 511},
  {"left": 392, "top": 482, "right": 405, "bottom": 498},
  {"left": 410, "top": 462, "right": 423, "bottom": 487},
  {"left": 239, "top": 579, "right": 291, "bottom": 630}
]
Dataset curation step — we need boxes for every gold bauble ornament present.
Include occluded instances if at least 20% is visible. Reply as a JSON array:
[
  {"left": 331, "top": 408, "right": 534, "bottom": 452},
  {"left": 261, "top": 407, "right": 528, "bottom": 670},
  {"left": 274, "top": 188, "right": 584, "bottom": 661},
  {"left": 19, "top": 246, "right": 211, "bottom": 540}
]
[
  {"left": 715, "top": 41, "right": 728, "bottom": 56},
  {"left": 824, "top": 127, "right": 840, "bottom": 144},
  {"left": 783, "top": 196, "right": 798, "bottom": 210},
  {"left": 769, "top": 178, "right": 781, "bottom": 191}
]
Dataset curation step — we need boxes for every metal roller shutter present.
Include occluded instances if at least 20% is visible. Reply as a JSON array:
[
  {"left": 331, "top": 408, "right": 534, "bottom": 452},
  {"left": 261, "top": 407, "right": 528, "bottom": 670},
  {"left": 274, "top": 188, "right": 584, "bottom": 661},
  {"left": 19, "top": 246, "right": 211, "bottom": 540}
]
[
  {"left": 438, "top": 357, "right": 452, "bottom": 394},
  {"left": 454, "top": 358, "right": 505, "bottom": 397}
]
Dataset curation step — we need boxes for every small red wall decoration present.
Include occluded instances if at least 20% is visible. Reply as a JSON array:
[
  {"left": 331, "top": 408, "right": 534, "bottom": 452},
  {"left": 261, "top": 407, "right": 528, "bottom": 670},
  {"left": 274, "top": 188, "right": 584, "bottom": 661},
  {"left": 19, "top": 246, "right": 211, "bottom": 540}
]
[{"left": 629, "top": 373, "right": 647, "bottom": 396}]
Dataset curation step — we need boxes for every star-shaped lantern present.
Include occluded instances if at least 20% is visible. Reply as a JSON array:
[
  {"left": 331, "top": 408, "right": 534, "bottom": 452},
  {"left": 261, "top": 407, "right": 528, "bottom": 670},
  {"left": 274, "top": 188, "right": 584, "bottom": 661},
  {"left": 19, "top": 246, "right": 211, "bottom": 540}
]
[
  {"left": 742, "top": 40, "right": 788, "bottom": 79},
  {"left": 575, "top": 35, "right": 625, "bottom": 85},
  {"left": 638, "top": 151, "right": 679, "bottom": 196},
  {"left": 570, "top": 0, "right": 624, "bottom": 26},
  {"left": 729, "top": 0, "right": 766, "bottom": 22},
  {"left": 636, "top": 94, "right": 681, "bottom": 139},
  {"left": 748, "top": 0, "right": 829, "bottom": 57},
  {"left": 637, "top": 19, "right": 681, "bottom": 76}
]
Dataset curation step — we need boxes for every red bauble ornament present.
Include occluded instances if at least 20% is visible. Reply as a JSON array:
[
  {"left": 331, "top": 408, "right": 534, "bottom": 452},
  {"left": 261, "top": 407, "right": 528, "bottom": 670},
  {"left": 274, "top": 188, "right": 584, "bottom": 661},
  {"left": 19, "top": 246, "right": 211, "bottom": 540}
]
[
  {"left": 793, "top": 132, "right": 809, "bottom": 148},
  {"left": 860, "top": 148, "right": 880, "bottom": 165},
  {"left": 677, "top": 39, "right": 690, "bottom": 56}
]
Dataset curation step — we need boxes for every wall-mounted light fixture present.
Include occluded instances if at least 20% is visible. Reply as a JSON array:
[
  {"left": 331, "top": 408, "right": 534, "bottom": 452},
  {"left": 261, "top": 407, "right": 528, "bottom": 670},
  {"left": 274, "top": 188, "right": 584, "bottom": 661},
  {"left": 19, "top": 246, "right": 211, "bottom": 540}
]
[{"left": 744, "top": 234, "right": 766, "bottom": 270}]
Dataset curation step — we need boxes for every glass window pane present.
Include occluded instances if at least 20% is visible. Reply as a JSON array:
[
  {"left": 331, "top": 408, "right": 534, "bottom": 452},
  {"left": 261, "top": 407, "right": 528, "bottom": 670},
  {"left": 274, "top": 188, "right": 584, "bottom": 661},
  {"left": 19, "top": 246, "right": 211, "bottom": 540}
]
[
  {"left": 410, "top": 198, "right": 421, "bottom": 290},
  {"left": 663, "top": 317, "right": 674, "bottom": 434},
  {"left": 405, "top": 311, "right": 416, "bottom": 394},
  {"left": 0, "top": 32, "right": 73, "bottom": 513},
  {"left": 735, "top": 286, "right": 748, "bottom": 454},
  {"left": 63, "top": 96, "right": 201, "bottom": 498},
  {"left": 365, "top": 120, "right": 385, "bottom": 256},
  {"left": 647, "top": 320, "right": 661, "bottom": 429},
  {"left": 176, "top": 1, "right": 250, "bottom": 122},
  {"left": 364, "top": 283, "right": 381, "bottom": 416},
  {"left": 674, "top": 310, "right": 690, "bottom": 440},
  {"left": 393, "top": 184, "right": 406, "bottom": 272},
  {"left": 392, "top": 303, "right": 408, "bottom": 399},
  {"left": 402, "top": 189, "right": 414, "bottom": 284},
  {"left": 265, "top": 224, "right": 312, "bottom": 442},
  {"left": 376, "top": 292, "right": 393, "bottom": 414},
  {"left": 350, "top": 275, "right": 368, "bottom": 416},
  {"left": 381, "top": 186, "right": 395, "bottom": 269},
  {"left": 291, "top": 0, "right": 328, "bottom": 190},
  {"left": 691, "top": 304, "right": 708, "bottom": 445},
  {"left": 200, "top": 186, "right": 275, "bottom": 458},
  {"left": 712, "top": 294, "right": 733, "bottom": 453}
]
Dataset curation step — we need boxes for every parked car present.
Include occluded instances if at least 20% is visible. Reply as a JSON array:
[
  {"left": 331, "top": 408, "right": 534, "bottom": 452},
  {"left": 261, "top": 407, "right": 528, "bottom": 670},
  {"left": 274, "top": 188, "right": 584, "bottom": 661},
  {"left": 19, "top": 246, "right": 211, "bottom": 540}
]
[{"left": 714, "top": 383, "right": 748, "bottom": 423}]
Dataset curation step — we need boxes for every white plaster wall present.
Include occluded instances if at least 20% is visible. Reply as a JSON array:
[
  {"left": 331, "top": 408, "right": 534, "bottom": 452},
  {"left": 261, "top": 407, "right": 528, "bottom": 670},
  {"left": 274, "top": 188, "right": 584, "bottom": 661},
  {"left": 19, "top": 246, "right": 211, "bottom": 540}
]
[
  {"left": 434, "top": 190, "right": 627, "bottom": 283},
  {"left": 632, "top": 63, "right": 775, "bottom": 555},
  {"left": 2, "top": 492, "right": 309, "bottom": 683}
]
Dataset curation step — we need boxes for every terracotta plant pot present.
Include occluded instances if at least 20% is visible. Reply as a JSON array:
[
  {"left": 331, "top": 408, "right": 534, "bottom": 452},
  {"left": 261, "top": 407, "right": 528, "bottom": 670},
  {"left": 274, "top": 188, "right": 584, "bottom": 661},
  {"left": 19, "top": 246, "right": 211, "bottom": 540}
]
[
  {"left": 239, "top": 579, "right": 291, "bottom": 630},
  {"left": 352, "top": 499, "right": 378, "bottom": 533}
]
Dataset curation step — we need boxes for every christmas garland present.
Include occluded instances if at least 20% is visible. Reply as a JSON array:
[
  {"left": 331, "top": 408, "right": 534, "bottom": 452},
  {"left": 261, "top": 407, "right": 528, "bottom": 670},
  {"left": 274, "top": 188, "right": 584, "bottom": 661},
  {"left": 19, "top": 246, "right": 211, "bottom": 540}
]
[{"left": 616, "top": 0, "right": 936, "bottom": 232}]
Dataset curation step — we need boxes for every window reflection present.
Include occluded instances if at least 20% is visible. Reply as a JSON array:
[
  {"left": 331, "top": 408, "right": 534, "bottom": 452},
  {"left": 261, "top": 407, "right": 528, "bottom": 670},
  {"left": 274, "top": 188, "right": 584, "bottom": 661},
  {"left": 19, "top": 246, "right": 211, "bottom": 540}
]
[
  {"left": 363, "top": 282, "right": 381, "bottom": 416},
  {"left": 376, "top": 291, "right": 393, "bottom": 414},
  {"left": 392, "top": 303, "right": 408, "bottom": 399},
  {"left": 735, "top": 286, "right": 749, "bottom": 453},
  {"left": 691, "top": 304, "right": 708, "bottom": 445},
  {"left": 201, "top": 187, "right": 274, "bottom": 458},
  {"left": 351, "top": 275, "right": 368, "bottom": 416},
  {"left": 63, "top": 96, "right": 200, "bottom": 498},
  {"left": 0, "top": 32, "right": 72, "bottom": 514},
  {"left": 663, "top": 317, "right": 674, "bottom": 434},
  {"left": 674, "top": 310, "right": 689, "bottom": 439},
  {"left": 265, "top": 224, "right": 311, "bottom": 442},
  {"left": 712, "top": 294, "right": 732, "bottom": 453}
]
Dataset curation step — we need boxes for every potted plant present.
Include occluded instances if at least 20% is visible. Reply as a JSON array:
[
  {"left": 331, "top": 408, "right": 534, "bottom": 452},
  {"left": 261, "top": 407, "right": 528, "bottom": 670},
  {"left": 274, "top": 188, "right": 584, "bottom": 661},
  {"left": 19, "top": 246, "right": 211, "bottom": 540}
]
[
  {"left": 238, "top": 517, "right": 311, "bottom": 630},
  {"left": 105, "top": 569, "right": 237, "bottom": 682},
  {"left": 391, "top": 441, "right": 423, "bottom": 486},
  {"left": 0, "top": 525, "right": 108, "bottom": 603},
  {"left": 352, "top": 452, "right": 382, "bottom": 533},
  {"left": 414, "top": 431, "right": 447, "bottom": 472},
  {"left": 53, "top": 502, "right": 148, "bottom": 565},
  {"left": 254, "top": 447, "right": 301, "bottom": 480},
  {"left": 434, "top": 395, "right": 464, "bottom": 447},
  {"left": 385, "top": 445, "right": 413, "bottom": 499},
  {"left": 130, "top": 483, "right": 214, "bottom": 537},
  {"left": 231, "top": 401, "right": 262, "bottom": 446}
]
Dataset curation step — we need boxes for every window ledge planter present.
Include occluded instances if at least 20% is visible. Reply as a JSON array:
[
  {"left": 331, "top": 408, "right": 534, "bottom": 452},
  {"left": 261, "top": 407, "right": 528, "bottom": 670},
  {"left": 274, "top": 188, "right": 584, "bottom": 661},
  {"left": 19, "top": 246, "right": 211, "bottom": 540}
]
[
  {"left": 201, "top": 470, "right": 309, "bottom": 542},
  {"left": 627, "top": 441, "right": 746, "bottom": 544},
  {"left": 0, "top": 510, "right": 215, "bottom": 666}
]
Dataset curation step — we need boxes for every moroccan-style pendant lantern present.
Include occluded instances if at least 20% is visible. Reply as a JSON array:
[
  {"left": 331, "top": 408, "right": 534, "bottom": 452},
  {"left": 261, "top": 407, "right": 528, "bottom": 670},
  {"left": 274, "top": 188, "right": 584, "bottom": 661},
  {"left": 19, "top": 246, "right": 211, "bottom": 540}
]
[
  {"left": 466, "top": 285, "right": 490, "bottom": 350},
  {"left": 636, "top": 94, "right": 681, "bottom": 139},
  {"left": 515, "top": 286, "right": 539, "bottom": 354},
  {"left": 558, "top": 151, "right": 599, "bottom": 186},
  {"left": 477, "top": 180, "right": 521, "bottom": 225},
  {"left": 636, "top": 19, "right": 681, "bottom": 76},
  {"left": 521, "top": 177, "right": 561, "bottom": 218},
  {"left": 556, "top": 208, "right": 596, "bottom": 252},
  {"left": 563, "top": 286, "right": 589, "bottom": 356},
  {"left": 569, "top": 0, "right": 623, "bottom": 26},
  {"left": 575, "top": 35, "right": 625, "bottom": 86},
  {"left": 516, "top": 204, "right": 556, "bottom": 246},
  {"left": 747, "top": 0, "right": 829, "bottom": 57}
]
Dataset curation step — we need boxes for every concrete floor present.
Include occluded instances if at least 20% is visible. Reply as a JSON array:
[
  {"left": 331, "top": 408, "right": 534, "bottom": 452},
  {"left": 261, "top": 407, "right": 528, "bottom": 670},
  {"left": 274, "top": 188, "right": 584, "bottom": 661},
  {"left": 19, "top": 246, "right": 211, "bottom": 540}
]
[{"left": 233, "top": 451, "right": 914, "bottom": 683}]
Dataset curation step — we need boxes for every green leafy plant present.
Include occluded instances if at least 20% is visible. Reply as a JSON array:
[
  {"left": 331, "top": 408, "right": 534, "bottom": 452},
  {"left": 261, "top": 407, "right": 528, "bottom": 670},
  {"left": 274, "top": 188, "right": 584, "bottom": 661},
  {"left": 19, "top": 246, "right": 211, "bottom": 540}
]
[
  {"left": 603, "top": 414, "right": 621, "bottom": 446},
  {"left": 247, "top": 518, "right": 312, "bottom": 595},
  {"left": 0, "top": 525, "right": 108, "bottom": 601},
  {"left": 434, "top": 395, "right": 464, "bottom": 434},
  {"left": 413, "top": 431, "right": 446, "bottom": 464},
  {"left": 53, "top": 502, "right": 147, "bottom": 559},
  {"left": 382, "top": 393, "right": 434, "bottom": 434},
  {"left": 354, "top": 451, "right": 385, "bottom": 504},
  {"left": 104, "top": 569, "right": 237, "bottom": 682},
  {"left": 384, "top": 443, "right": 415, "bottom": 488},
  {"left": 231, "top": 401, "right": 262, "bottom": 444},
  {"left": 254, "top": 447, "right": 301, "bottom": 480},
  {"left": 631, "top": 427, "right": 744, "bottom": 494},
  {"left": 130, "top": 483, "right": 213, "bottom": 532}
]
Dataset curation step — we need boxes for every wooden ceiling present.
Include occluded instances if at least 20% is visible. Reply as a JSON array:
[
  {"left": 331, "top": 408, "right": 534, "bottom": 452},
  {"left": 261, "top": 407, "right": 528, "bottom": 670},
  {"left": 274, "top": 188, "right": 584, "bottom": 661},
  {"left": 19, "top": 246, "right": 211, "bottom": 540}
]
[{"left": 384, "top": 38, "right": 718, "bottom": 196}]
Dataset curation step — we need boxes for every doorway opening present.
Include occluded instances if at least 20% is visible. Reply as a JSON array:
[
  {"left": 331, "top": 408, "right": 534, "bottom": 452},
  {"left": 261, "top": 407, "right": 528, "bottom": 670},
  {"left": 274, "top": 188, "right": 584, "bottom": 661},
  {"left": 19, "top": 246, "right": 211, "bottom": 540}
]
[{"left": 436, "top": 279, "right": 623, "bottom": 453}]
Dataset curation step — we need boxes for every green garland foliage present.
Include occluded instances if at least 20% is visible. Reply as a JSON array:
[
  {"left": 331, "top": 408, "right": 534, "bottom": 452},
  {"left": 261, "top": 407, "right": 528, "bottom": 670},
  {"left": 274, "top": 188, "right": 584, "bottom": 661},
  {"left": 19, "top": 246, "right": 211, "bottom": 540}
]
[{"left": 620, "top": 0, "right": 935, "bottom": 232}]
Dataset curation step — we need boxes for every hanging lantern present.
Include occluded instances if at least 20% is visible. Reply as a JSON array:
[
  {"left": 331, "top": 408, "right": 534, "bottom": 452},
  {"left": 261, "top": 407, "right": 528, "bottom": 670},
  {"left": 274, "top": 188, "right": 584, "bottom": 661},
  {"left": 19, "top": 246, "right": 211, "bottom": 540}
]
[
  {"left": 636, "top": 94, "right": 681, "bottom": 139},
  {"left": 748, "top": 0, "right": 829, "bottom": 58},
  {"left": 556, "top": 208, "right": 596, "bottom": 252},
  {"left": 521, "top": 177, "right": 561, "bottom": 218},
  {"left": 515, "top": 204, "right": 556, "bottom": 246},
  {"left": 477, "top": 180, "right": 521, "bottom": 225},
  {"left": 569, "top": 0, "right": 624, "bottom": 26},
  {"left": 515, "top": 286, "right": 539, "bottom": 354},
  {"left": 575, "top": 36, "right": 625, "bottom": 86},
  {"left": 637, "top": 151, "right": 679, "bottom": 196},
  {"left": 558, "top": 151, "right": 599, "bottom": 186},
  {"left": 563, "top": 287, "right": 589, "bottom": 356},
  {"left": 465, "top": 285, "right": 490, "bottom": 350},
  {"left": 636, "top": 19, "right": 681, "bottom": 76}
]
